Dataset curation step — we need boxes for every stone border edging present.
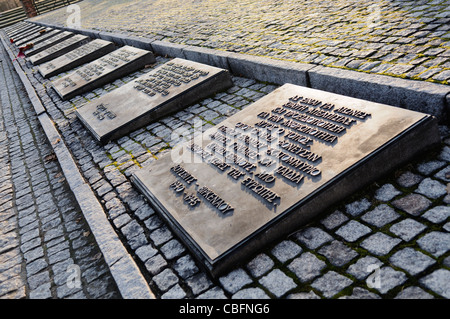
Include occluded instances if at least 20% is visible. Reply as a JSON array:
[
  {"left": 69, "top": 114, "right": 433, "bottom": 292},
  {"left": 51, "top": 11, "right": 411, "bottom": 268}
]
[
  {"left": 28, "top": 20, "right": 450, "bottom": 124},
  {"left": 0, "top": 32, "right": 155, "bottom": 299}
]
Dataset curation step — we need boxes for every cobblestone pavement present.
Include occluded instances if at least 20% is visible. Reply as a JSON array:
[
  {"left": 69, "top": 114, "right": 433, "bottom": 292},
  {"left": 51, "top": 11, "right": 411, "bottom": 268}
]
[
  {"left": 0, "top": 42, "right": 120, "bottom": 299},
  {"left": 1, "top": 27, "right": 448, "bottom": 298},
  {"left": 29, "top": 0, "right": 450, "bottom": 85}
]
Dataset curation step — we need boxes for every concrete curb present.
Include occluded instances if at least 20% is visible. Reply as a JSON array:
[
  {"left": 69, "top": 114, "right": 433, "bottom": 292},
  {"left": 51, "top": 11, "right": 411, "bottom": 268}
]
[
  {"left": 0, "top": 32, "right": 155, "bottom": 299},
  {"left": 28, "top": 20, "right": 450, "bottom": 124}
]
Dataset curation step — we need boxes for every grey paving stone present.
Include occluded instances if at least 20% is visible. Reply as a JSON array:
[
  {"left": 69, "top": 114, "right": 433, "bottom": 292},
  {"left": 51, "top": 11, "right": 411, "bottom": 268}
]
[
  {"left": 439, "top": 146, "right": 450, "bottom": 162},
  {"left": 197, "top": 286, "right": 227, "bottom": 299},
  {"left": 29, "top": 282, "right": 52, "bottom": 299},
  {"left": 259, "top": 269, "right": 297, "bottom": 298},
  {"left": 417, "top": 231, "right": 450, "bottom": 257},
  {"left": 320, "top": 210, "right": 349, "bottom": 230},
  {"left": 419, "top": 269, "right": 450, "bottom": 298},
  {"left": 395, "top": 286, "right": 434, "bottom": 299},
  {"left": 149, "top": 226, "right": 173, "bottom": 246},
  {"left": 186, "top": 273, "right": 213, "bottom": 296},
  {"left": 144, "top": 254, "right": 167, "bottom": 275},
  {"left": 246, "top": 253, "right": 274, "bottom": 278},
  {"left": 392, "top": 193, "right": 431, "bottom": 216},
  {"left": 160, "top": 239, "right": 185, "bottom": 260},
  {"left": 361, "top": 233, "right": 402, "bottom": 256},
  {"left": 347, "top": 256, "right": 383, "bottom": 280},
  {"left": 311, "top": 271, "right": 353, "bottom": 298},
  {"left": 390, "top": 218, "right": 427, "bottom": 241},
  {"left": 421, "top": 206, "right": 450, "bottom": 224},
  {"left": 271, "top": 240, "right": 302, "bottom": 263},
  {"left": 415, "top": 178, "right": 448, "bottom": 199},
  {"left": 345, "top": 198, "right": 372, "bottom": 216},
  {"left": 390, "top": 248, "right": 436, "bottom": 276},
  {"left": 294, "top": 227, "right": 333, "bottom": 249},
  {"left": 219, "top": 268, "right": 253, "bottom": 294},
  {"left": 232, "top": 287, "right": 270, "bottom": 299},
  {"left": 287, "top": 291, "right": 321, "bottom": 299},
  {"left": 161, "top": 284, "right": 186, "bottom": 299},
  {"left": 339, "top": 287, "right": 381, "bottom": 299},
  {"left": 361, "top": 204, "right": 401, "bottom": 227},
  {"left": 417, "top": 160, "right": 447, "bottom": 175},
  {"left": 173, "top": 254, "right": 199, "bottom": 280},
  {"left": 434, "top": 165, "right": 450, "bottom": 183},
  {"left": 335, "top": 220, "right": 372, "bottom": 242},
  {"left": 153, "top": 268, "right": 179, "bottom": 292},
  {"left": 318, "top": 240, "right": 358, "bottom": 267},
  {"left": 374, "top": 184, "right": 402, "bottom": 201},
  {"left": 288, "top": 252, "right": 326, "bottom": 283},
  {"left": 375, "top": 266, "right": 408, "bottom": 295}
]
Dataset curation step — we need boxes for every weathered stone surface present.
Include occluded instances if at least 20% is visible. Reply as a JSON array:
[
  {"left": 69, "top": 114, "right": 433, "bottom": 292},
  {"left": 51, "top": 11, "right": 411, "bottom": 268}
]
[
  {"left": 392, "top": 194, "right": 431, "bottom": 216},
  {"left": 390, "top": 248, "right": 435, "bottom": 276},
  {"left": 419, "top": 269, "right": 450, "bottom": 299},
  {"left": 311, "top": 271, "right": 353, "bottom": 298}
]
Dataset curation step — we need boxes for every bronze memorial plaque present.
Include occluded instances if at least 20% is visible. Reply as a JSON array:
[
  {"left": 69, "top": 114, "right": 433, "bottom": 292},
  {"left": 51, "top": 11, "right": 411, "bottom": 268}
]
[
  {"left": 131, "top": 84, "right": 440, "bottom": 277},
  {"left": 24, "top": 31, "right": 75, "bottom": 57},
  {"left": 75, "top": 58, "right": 233, "bottom": 143},
  {"left": 29, "top": 34, "right": 90, "bottom": 65},
  {"left": 12, "top": 27, "right": 53, "bottom": 45},
  {"left": 38, "top": 39, "right": 115, "bottom": 79},
  {"left": 51, "top": 45, "right": 156, "bottom": 100}
]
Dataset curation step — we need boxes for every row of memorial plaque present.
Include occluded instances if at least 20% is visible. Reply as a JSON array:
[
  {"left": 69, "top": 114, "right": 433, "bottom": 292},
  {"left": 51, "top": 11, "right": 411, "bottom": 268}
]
[{"left": 4, "top": 22, "right": 440, "bottom": 278}]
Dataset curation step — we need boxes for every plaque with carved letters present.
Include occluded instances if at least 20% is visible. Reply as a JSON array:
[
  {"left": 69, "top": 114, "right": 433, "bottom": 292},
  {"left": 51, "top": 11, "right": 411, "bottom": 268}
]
[
  {"left": 7, "top": 24, "right": 41, "bottom": 38},
  {"left": 131, "top": 84, "right": 440, "bottom": 277},
  {"left": 29, "top": 34, "right": 90, "bottom": 65},
  {"left": 51, "top": 45, "right": 156, "bottom": 100},
  {"left": 12, "top": 27, "right": 53, "bottom": 45},
  {"left": 38, "top": 39, "right": 115, "bottom": 79},
  {"left": 25, "top": 31, "right": 75, "bottom": 57},
  {"left": 75, "top": 58, "right": 233, "bottom": 143}
]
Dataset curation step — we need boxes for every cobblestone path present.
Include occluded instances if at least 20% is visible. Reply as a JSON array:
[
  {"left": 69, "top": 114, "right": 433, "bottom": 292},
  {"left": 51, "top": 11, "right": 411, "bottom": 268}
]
[
  {"left": 0, "top": 43, "right": 120, "bottom": 299},
  {"left": 30, "top": 0, "right": 450, "bottom": 84}
]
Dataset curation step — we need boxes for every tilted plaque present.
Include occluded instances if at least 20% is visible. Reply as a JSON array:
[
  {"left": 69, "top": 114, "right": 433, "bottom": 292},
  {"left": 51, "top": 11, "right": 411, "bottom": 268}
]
[
  {"left": 38, "top": 39, "right": 115, "bottom": 79},
  {"left": 15, "top": 29, "right": 62, "bottom": 47},
  {"left": 29, "top": 34, "right": 90, "bottom": 65},
  {"left": 131, "top": 84, "right": 440, "bottom": 277},
  {"left": 25, "top": 31, "right": 75, "bottom": 57},
  {"left": 75, "top": 58, "right": 233, "bottom": 143},
  {"left": 7, "top": 24, "right": 40, "bottom": 38},
  {"left": 11, "top": 27, "right": 51, "bottom": 44},
  {"left": 51, "top": 45, "right": 156, "bottom": 100}
]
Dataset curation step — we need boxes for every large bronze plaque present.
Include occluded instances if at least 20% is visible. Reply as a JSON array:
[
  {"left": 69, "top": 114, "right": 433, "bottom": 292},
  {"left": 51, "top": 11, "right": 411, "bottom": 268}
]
[
  {"left": 51, "top": 45, "right": 156, "bottom": 100},
  {"left": 38, "top": 39, "right": 115, "bottom": 79},
  {"left": 131, "top": 84, "right": 440, "bottom": 277},
  {"left": 75, "top": 58, "right": 233, "bottom": 143}
]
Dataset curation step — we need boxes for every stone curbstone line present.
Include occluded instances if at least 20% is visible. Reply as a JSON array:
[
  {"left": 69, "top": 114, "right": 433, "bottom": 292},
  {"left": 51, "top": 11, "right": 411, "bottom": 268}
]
[
  {"left": 25, "top": 19, "right": 450, "bottom": 124},
  {"left": 0, "top": 31, "right": 155, "bottom": 299}
]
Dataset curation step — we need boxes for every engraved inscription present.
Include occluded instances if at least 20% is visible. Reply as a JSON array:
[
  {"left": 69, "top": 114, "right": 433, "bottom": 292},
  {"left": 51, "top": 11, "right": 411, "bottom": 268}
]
[
  {"left": 133, "top": 61, "right": 210, "bottom": 98},
  {"left": 93, "top": 104, "right": 116, "bottom": 121}
]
